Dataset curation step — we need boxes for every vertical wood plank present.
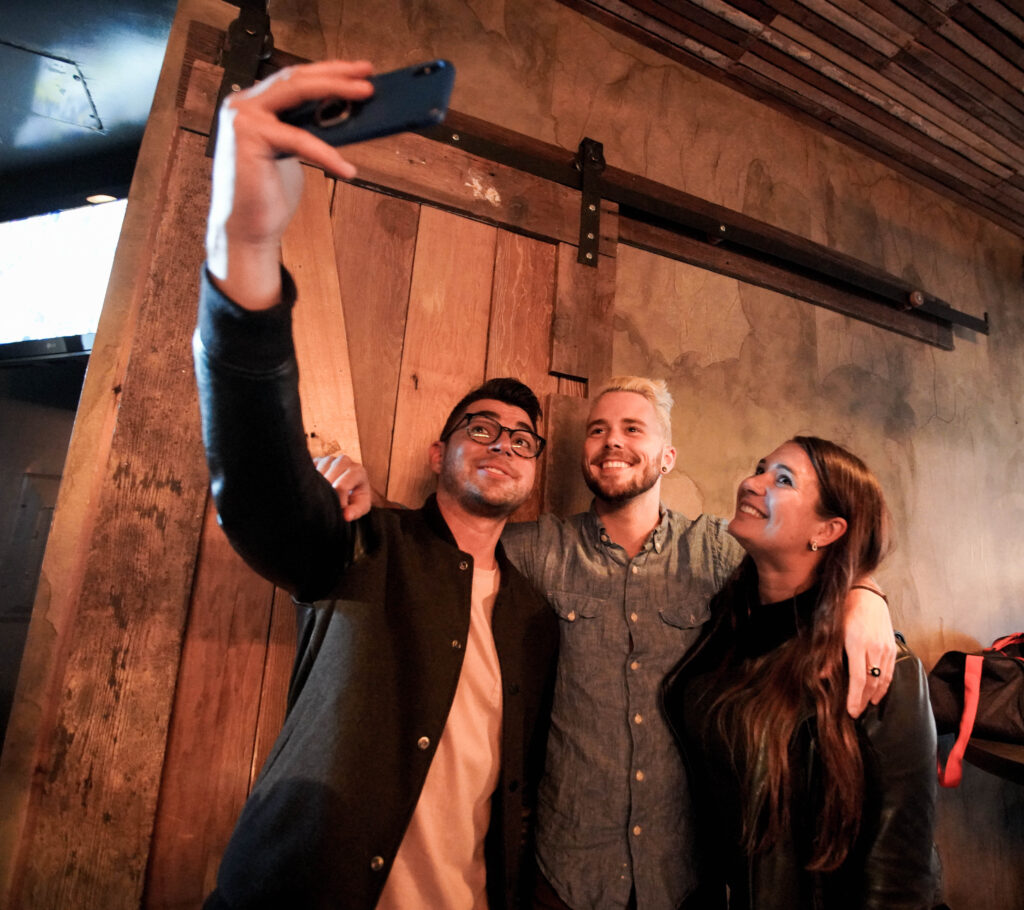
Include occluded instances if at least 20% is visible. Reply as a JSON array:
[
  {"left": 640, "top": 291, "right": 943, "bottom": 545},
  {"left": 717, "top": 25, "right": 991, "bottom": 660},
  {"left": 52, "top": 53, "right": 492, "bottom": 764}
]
[
  {"left": 387, "top": 207, "right": 497, "bottom": 507},
  {"left": 542, "top": 394, "right": 594, "bottom": 518},
  {"left": 283, "top": 167, "right": 363, "bottom": 462},
  {"left": 143, "top": 506, "right": 276, "bottom": 910},
  {"left": 487, "top": 231, "right": 559, "bottom": 521},
  {"left": 13, "top": 128, "right": 213, "bottom": 910},
  {"left": 248, "top": 587, "right": 299, "bottom": 788},
  {"left": 487, "top": 230, "right": 558, "bottom": 396},
  {"left": 550, "top": 243, "right": 618, "bottom": 384},
  {"left": 331, "top": 182, "right": 419, "bottom": 494}
]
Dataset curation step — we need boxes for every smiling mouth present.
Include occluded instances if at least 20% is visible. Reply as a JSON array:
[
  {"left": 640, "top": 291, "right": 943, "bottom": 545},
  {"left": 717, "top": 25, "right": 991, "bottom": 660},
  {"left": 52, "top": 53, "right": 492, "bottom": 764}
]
[
  {"left": 480, "top": 464, "right": 512, "bottom": 478},
  {"left": 737, "top": 502, "right": 767, "bottom": 519},
  {"left": 595, "top": 459, "right": 634, "bottom": 470}
]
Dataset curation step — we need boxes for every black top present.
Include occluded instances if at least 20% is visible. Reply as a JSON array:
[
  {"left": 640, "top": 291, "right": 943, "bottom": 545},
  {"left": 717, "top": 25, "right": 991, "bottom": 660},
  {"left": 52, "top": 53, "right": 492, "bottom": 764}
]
[{"left": 663, "top": 583, "right": 938, "bottom": 910}]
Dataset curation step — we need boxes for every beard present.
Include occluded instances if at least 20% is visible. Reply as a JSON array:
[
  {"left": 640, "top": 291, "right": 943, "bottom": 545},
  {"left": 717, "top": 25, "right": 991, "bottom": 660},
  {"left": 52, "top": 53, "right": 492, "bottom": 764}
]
[
  {"left": 582, "top": 458, "right": 661, "bottom": 504},
  {"left": 439, "top": 450, "right": 530, "bottom": 518}
]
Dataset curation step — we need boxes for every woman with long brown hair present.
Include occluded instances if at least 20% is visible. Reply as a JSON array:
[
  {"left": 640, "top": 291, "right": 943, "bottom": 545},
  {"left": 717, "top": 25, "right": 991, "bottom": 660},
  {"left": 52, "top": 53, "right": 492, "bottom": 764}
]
[{"left": 663, "top": 437, "right": 937, "bottom": 909}]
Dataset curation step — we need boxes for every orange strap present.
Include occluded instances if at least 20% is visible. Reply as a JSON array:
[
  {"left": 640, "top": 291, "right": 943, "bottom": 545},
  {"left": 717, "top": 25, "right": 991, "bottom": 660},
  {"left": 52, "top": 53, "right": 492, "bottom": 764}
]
[{"left": 937, "top": 654, "right": 983, "bottom": 788}]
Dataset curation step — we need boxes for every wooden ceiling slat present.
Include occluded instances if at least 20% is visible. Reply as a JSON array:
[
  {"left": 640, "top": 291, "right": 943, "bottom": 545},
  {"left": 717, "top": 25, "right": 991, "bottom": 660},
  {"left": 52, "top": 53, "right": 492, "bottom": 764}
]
[
  {"left": 937, "top": 15, "right": 1024, "bottom": 91},
  {"left": 857, "top": 0, "right": 931, "bottom": 36},
  {"left": 774, "top": 16, "right": 1024, "bottom": 169},
  {"left": 715, "top": 0, "right": 781, "bottom": 22},
  {"left": 894, "top": 46, "right": 1024, "bottom": 141},
  {"left": 967, "top": 0, "right": 1024, "bottom": 43},
  {"left": 879, "top": 58, "right": 1024, "bottom": 163},
  {"left": 785, "top": 0, "right": 905, "bottom": 52},
  {"left": 743, "top": 42, "right": 1011, "bottom": 189},
  {"left": 821, "top": 0, "right": 919, "bottom": 44},
  {"left": 889, "top": 0, "right": 948, "bottom": 29},
  {"left": 915, "top": 26, "right": 1024, "bottom": 116},
  {"left": 952, "top": 5, "right": 1024, "bottom": 66},
  {"left": 629, "top": 0, "right": 753, "bottom": 57},
  {"left": 764, "top": 0, "right": 893, "bottom": 63}
]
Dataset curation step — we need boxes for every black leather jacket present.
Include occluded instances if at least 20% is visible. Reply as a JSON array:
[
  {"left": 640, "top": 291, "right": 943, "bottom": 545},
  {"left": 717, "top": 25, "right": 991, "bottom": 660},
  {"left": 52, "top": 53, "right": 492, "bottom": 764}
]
[
  {"left": 662, "top": 586, "right": 938, "bottom": 910},
  {"left": 194, "top": 269, "right": 558, "bottom": 909}
]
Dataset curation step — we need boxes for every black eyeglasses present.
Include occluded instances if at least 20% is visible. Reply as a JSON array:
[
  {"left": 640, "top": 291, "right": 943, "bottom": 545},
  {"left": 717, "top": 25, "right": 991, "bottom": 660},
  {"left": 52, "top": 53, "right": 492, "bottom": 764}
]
[{"left": 441, "top": 412, "right": 546, "bottom": 459}]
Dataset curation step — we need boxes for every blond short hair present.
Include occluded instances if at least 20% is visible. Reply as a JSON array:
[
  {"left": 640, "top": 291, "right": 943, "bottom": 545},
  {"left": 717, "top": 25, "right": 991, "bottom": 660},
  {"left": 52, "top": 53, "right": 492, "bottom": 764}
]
[{"left": 594, "top": 376, "right": 673, "bottom": 443}]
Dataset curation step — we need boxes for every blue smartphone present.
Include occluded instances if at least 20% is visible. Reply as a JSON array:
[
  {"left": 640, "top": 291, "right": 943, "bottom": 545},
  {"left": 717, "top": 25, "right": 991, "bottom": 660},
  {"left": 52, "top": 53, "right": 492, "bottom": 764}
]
[{"left": 279, "top": 60, "right": 455, "bottom": 147}]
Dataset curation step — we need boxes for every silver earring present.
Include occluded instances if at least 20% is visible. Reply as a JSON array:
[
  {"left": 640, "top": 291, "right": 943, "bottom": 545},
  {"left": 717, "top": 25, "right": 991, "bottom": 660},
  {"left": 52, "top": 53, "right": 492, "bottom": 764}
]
[{"left": 809, "top": 540, "right": 818, "bottom": 551}]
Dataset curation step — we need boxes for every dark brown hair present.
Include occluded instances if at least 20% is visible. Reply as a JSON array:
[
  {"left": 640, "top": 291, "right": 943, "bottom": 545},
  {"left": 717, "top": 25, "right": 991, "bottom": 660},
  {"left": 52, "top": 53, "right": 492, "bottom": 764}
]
[
  {"left": 712, "top": 436, "right": 888, "bottom": 870},
  {"left": 439, "top": 377, "right": 542, "bottom": 439}
]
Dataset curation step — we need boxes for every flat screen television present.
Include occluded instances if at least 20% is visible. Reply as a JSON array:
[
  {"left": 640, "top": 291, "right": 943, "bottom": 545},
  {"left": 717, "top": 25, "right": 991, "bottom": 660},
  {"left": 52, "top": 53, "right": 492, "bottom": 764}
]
[{"left": 0, "top": 199, "right": 127, "bottom": 364}]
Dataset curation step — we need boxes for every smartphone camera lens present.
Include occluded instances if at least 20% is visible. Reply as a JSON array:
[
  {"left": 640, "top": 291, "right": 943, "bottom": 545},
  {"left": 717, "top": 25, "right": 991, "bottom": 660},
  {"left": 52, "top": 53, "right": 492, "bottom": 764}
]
[{"left": 316, "top": 98, "right": 353, "bottom": 127}]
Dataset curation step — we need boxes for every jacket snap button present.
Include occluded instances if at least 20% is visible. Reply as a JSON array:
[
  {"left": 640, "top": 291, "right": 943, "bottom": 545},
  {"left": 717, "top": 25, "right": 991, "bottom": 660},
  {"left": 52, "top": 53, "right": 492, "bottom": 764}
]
[
  {"left": 458, "top": 559, "right": 469, "bottom": 570},
  {"left": 417, "top": 736, "right": 430, "bottom": 750},
  {"left": 370, "top": 855, "right": 384, "bottom": 871}
]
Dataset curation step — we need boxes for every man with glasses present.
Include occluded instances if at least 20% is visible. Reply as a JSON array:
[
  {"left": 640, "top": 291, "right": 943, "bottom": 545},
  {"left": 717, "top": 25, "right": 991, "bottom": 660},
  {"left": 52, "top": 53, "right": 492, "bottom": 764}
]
[{"left": 193, "top": 60, "right": 558, "bottom": 910}]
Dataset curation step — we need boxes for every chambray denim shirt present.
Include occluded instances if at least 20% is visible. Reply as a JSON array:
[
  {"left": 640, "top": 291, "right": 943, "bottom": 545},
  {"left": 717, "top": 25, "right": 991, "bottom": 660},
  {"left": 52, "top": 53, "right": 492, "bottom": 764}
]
[{"left": 502, "top": 507, "right": 743, "bottom": 910}]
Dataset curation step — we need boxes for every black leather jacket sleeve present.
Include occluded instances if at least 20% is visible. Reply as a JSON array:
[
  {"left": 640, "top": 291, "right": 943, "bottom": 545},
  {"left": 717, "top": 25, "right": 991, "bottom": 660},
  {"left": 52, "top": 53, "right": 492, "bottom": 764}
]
[
  {"left": 192, "top": 266, "right": 356, "bottom": 601},
  {"left": 857, "top": 640, "right": 938, "bottom": 909}
]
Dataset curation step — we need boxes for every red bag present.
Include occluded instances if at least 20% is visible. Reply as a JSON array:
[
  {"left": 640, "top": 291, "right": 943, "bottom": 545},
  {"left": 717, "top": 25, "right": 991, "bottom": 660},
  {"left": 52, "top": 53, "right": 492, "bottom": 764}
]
[{"left": 928, "top": 633, "right": 1024, "bottom": 787}]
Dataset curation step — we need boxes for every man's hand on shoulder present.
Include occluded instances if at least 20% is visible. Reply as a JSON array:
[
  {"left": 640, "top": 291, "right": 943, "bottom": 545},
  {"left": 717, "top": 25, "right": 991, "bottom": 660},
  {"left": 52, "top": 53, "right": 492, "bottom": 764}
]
[
  {"left": 843, "top": 585, "right": 896, "bottom": 717},
  {"left": 207, "top": 60, "right": 375, "bottom": 309},
  {"left": 314, "top": 454, "right": 374, "bottom": 522}
]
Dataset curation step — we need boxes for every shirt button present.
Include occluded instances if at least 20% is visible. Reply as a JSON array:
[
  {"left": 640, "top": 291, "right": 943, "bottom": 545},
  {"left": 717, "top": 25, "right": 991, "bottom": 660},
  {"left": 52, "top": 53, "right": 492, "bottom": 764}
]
[
  {"left": 417, "top": 736, "right": 430, "bottom": 750},
  {"left": 631, "top": 564, "right": 639, "bottom": 574},
  {"left": 458, "top": 559, "right": 469, "bottom": 571},
  {"left": 634, "top": 713, "right": 643, "bottom": 725},
  {"left": 635, "top": 769, "right": 645, "bottom": 781},
  {"left": 630, "top": 660, "right": 640, "bottom": 670},
  {"left": 630, "top": 612, "right": 638, "bottom": 623},
  {"left": 566, "top": 610, "right": 576, "bottom": 622},
  {"left": 370, "top": 856, "right": 385, "bottom": 871},
  {"left": 633, "top": 825, "right": 642, "bottom": 836}
]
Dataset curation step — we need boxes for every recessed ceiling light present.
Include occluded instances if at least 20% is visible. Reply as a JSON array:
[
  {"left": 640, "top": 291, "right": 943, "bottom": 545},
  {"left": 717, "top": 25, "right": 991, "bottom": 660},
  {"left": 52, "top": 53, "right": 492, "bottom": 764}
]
[{"left": 86, "top": 194, "right": 118, "bottom": 205}]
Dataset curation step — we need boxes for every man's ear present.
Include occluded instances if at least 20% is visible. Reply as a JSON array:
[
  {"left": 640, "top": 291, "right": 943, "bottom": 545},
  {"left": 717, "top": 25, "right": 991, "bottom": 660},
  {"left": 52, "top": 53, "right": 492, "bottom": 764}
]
[
  {"left": 661, "top": 445, "right": 677, "bottom": 474},
  {"left": 818, "top": 516, "right": 848, "bottom": 547},
  {"left": 429, "top": 440, "right": 445, "bottom": 476}
]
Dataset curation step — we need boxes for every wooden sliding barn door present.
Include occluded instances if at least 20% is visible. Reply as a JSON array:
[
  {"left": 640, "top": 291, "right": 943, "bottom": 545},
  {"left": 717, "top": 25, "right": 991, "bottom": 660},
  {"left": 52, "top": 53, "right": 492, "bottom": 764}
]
[{"left": 137, "top": 30, "right": 617, "bottom": 910}]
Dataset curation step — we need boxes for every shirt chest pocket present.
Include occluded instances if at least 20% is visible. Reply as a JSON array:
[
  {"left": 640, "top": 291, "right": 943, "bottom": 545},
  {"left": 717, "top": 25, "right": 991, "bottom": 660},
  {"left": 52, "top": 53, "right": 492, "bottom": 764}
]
[
  {"left": 547, "top": 592, "right": 607, "bottom": 652},
  {"left": 658, "top": 601, "right": 711, "bottom": 631}
]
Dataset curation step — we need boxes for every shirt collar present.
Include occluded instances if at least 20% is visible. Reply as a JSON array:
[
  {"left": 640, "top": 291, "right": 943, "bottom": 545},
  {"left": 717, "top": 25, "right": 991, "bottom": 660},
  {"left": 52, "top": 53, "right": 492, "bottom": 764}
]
[{"left": 585, "top": 501, "right": 670, "bottom": 553}]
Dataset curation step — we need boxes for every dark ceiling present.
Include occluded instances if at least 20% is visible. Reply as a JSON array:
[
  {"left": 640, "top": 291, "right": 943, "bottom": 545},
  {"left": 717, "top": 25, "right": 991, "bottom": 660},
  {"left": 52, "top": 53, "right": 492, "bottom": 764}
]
[
  {"left": 2, "top": 1, "right": 1022, "bottom": 238},
  {"left": 0, "top": 0, "right": 176, "bottom": 223}
]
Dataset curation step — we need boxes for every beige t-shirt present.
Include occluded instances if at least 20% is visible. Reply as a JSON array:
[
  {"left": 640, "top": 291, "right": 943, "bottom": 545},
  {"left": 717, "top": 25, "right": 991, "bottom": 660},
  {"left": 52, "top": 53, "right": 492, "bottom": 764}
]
[{"left": 375, "top": 565, "right": 503, "bottom": 910}]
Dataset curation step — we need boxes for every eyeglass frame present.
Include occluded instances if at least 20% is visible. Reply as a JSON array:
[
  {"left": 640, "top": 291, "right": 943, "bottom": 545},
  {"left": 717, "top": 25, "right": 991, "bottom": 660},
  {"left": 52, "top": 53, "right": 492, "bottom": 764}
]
[{"left": 440, "top": 411, "right": 547, "bottom": 459}]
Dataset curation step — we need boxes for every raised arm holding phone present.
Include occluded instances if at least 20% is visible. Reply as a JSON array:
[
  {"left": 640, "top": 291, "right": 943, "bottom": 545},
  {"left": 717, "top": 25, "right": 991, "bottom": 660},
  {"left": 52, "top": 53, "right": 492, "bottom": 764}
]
[{"left": 195, "top": 60, "right": 558, "bottom": 910}]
